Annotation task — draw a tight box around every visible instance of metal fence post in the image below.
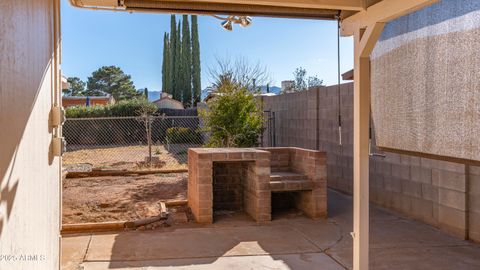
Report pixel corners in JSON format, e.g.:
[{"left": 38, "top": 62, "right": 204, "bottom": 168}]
[
  {"left": 147, "top": 114, "right": 152, "bottom": 163},
  {"left": 272, "top": 111, "right": 276, "bottom": 147}
]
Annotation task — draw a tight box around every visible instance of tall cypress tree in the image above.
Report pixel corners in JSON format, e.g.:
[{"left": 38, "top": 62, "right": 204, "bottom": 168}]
[
  {"left": 191, "top": 15, "right": 201, "bottom": 105},
  {"left": 166, "top": 34, "right": 172, "bottom": 94},
  {"left": 144, "top": 87, "right": 149, "bottom": 99},
  {"left": 169, "top": 15, "right": 177, "bottom": 98},
  {"left": 173, "top": 22, "right": 182, "bottom": 101},
  {"left": 162, "top": 33, "right": 169, "bottom": 94},
  {"left": 182, "top": 15, "right": 192, "bottom": 107},
  {"left": 162, "top": 15, "right": 200, "bottom": 105},
  {"left": 165, "top": 34, "right": 173, "bottom": 94}
]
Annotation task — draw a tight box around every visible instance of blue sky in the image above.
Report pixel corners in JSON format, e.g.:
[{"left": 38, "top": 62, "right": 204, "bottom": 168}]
[{"left": 61, "top": 0, "right": 354, "bottom": 91}]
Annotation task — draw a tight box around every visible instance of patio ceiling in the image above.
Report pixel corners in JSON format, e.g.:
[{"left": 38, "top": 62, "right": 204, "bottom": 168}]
[
  {"left": 70, "top": 0, "right": 437, "bottom": 36},
  {"left": 70, "top": 0, "right": 381, "bottom": 21}
]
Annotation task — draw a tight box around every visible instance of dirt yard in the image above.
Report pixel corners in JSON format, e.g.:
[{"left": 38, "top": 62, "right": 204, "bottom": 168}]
[
  {"left": 62, "top": 173, "right": 187, "bottom": 224},
  {"left": 63, "top": 144, "right": 200, "bottom": 172}
]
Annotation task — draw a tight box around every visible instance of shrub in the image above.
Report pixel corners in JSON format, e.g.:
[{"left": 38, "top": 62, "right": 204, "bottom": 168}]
[
  {"left": 165, "top": 127, "right": 202, "bottom": 144},
  {"left": 199, "top": 79, "right": 262, "bottom": 147},
  {"left": 65, "top": 98, "right": 157, "bottom": 118},
  {"left": 64, "top": 105, "right": 108, "bottom": 118}
]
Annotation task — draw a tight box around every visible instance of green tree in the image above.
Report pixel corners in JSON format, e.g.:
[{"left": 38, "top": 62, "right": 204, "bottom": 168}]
[
  {"left": 181, "top": 15, "right": 192, "bottom": 107},
  {"left": 65, "top": 99, "right": 157, "bottom": 118},
  {"left": 199, "top": 78, "right": 262, "bottom": 147},
  {"left": 162, "top": 15, "right": 201, "bottom": 104},
  {"left": 162, "top": 33, "right": 171, "bottom": 94},
  {"left": 293, "top": 67, "right": 307, "bottom": 91},
  {"left": 143, "top": 87, "right": 149, "bottom": 100},
  {"left": 64, "top": 77, "right": 85, "bottom": 96},
  {"left": 191, "top": 15, "right": 201, "bottom": 105},
  {"left": 173, "top": 23, "right": 182, "bottom": 101},
  {"left": 85, "top": 66, "right": 139, "bottom": 101},
  {"left": 169, "top": 15, "right": 177, "bottom": 96},
  {"left": 307, "top": 75, "right": 324, "bottom": 88},
  {"left": 291, "top": 67, "right": 324, "bottom": 91}
]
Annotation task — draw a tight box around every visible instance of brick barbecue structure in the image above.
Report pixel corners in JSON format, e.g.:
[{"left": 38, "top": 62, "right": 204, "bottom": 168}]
[{"left": 188, "top": 147, "right": 327, "bottom": 224}]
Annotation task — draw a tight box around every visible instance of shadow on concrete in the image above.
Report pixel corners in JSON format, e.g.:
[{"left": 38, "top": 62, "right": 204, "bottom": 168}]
[
  {"left": 99, "top": 191, "right": 344, "bottom": 269},
  {"left": 63, "top": 190, "right": 480, "bottom": 270},
  {"left": 103, "top": 221, "right": 339, "bottom": 270}
]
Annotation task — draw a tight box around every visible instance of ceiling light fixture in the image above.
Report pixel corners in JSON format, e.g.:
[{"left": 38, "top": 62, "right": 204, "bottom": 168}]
[
  {"left": 221, "top": 19, "right": 233, "bottom": 31},
  {"left": 239, "top": 16, "right": 252, "bottom": 27},
  {"left": 213, "top": 15, "right": 253, "bottom": 31}
]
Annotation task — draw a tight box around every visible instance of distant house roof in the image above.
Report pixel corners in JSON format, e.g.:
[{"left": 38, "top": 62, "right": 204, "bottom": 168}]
[
  {"left": 62, "top": 95, "right": 115, "bottom": 108},
  {"left": 256, "top": 92, "right": 277, "bottom": 97},
  {"left": 342, "top": 69, "right": 354, "bottom": 81},
  {"left": 152, "top": 93, "right": 184, "bottom": 109},
  {"left": 63, "top": 96, "right": 113, "bottom": 100}
]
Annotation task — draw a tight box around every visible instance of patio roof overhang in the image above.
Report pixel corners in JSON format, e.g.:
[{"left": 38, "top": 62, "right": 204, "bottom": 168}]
[
  {"left": 67, "top": 1, "right": 440, "bottom": 270},
  {"left": 69, "top": 0, "right": 439, "bottom": 36},
  {"left": 70, "top": 0, "right": 366, "bottom": 20}
]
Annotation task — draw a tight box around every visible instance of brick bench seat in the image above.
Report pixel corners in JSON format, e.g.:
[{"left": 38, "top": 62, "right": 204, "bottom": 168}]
[
  {"left": 270, "top": 171, "right": 313, "bottom": 192},
  {"left": 261, "top": 147, "right": 328, "bottom": 219},
  {"left": 270, "top": 171, "right": 308, "bottom": 181}
]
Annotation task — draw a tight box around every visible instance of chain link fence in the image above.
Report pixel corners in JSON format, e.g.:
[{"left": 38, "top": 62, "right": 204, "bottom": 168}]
[{"left": 63, "top": 116, "right": 205, "bottom": 172}]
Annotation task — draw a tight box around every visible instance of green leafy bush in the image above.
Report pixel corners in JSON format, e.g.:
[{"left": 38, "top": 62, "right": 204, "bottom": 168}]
[
  {"left": 165, "top": 127, "right": 202, "bottom": 144},
  {"left": 65, "top": 99, "right": 157, "bottom": 118},
  {"left": 199, "top": 79, "right": 262, "bottom": 147}
]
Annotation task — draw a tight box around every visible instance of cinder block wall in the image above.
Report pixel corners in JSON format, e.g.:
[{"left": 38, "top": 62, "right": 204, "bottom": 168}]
[
  {"left": 261, "top": 89, "right": 319, "bottom": 149},
  {"left": 261, "top": 85, "right": 479, "bottom": 242},
  {"left": 469, "top": 166, "right": 480, "bottom": 241}
]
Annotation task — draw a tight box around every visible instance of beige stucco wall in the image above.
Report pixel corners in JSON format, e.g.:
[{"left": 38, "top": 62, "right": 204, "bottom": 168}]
[{"left": 0, "top": 0, "right": 61, "bottom": 269}]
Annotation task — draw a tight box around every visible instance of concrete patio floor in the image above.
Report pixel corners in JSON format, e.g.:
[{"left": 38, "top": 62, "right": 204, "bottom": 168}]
[{"left": 62, "top": 189, "right": 480, "bottom": 270}]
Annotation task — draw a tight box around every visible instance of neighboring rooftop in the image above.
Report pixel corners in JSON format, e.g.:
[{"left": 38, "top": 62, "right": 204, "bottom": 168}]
[
  {"left": 152, "top": 92, "right": 184, "bottom": 109},
  {"left": 342, "top": 69, "right": 354, "bottom": 81},
  {"left": 62, "top": 95, "right": 115, "bottom": 108}
]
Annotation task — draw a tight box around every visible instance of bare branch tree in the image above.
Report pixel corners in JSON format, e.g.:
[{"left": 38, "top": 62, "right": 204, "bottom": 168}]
[{"left": 208, "top": 55, "right": 272, "bottom": 92}]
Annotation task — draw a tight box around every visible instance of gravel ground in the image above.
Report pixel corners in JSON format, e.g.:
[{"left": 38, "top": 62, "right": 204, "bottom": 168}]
[
  {"left": 62, "top": 173, "right": 187, "bottom": 224},
  {"left": 63, "top": 163, "right": 93, "bottom": 172}
]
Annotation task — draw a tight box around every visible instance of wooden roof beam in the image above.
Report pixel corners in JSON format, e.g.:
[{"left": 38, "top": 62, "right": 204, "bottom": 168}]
[{"left": 340, "top": 0, "right": 439, "bottom": 36}]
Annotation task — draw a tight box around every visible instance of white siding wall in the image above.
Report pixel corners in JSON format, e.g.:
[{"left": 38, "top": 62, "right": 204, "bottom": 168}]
[{"left": 0, "top": 0, "right": 61, "bottom": 269}]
